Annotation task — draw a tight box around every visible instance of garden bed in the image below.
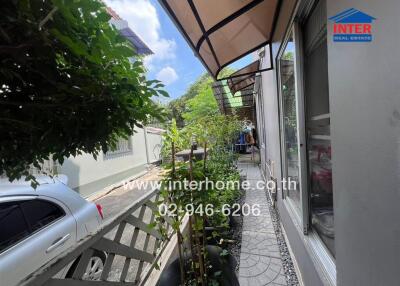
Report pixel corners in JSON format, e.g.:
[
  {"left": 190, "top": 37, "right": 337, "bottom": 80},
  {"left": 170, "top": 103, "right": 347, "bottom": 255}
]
[{"left": 226, "top": 188, "right": 245, "bottom": 274}]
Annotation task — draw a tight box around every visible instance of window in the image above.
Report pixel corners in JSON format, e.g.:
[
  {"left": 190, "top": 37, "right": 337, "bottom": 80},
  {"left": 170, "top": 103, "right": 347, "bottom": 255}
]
[
  {"left": 20, "top": 200, "right": 64, "bottom": 233},
  {"left": 279, "top": 28, "right": 300, "bottom": 207},
  {"left": 0, "top": 199, "right": 64, "bottom": 252},
  {"left": 104, "top": 137, "right": 133, "bottom": 159},
  {"left": 0, "top": 202, "right": 30, "bottom": 252},
  {"left": 259, "top": 87, "right": 267, "bottom": 150},
  {"left": 256, "top": 87, "right": 266, "bottom": 149},
  {"left": 303, "top": 0, "right": 334, "bottom": 257},
  {"left": 305, "top": 39, "right": 334, "bottom": 256}
]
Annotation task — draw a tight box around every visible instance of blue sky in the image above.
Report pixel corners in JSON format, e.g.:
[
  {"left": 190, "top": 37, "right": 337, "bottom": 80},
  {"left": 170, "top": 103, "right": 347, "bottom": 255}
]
[{"left": 105, "top": 0, "right": 251, "bottom": 101}]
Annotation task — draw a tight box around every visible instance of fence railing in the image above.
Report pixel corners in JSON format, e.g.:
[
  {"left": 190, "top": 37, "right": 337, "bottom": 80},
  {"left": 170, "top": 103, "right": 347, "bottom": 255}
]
[{"left": 21, "top": 188, "right": 173, "bottom": 286}]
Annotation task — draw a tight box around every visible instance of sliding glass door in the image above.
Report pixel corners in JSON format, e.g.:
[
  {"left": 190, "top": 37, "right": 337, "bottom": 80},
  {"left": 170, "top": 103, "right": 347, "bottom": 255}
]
[{"left": 278, "top": 24, "right": 309, "bottom": 234}]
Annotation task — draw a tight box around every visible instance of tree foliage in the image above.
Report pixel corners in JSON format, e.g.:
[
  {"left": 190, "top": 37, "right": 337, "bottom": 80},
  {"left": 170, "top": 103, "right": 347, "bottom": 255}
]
[
  {"left": 166, "top": 68, "right": 234, "bottom": 127},
  {"left": 0, "top": 0, "right": 167, "bottom": 181},
  {"left": 182, "top": 80, "right": 218, "bottom": 123},
  {"left": 166, "top": 73, "right": 212, "bottom": 127}
]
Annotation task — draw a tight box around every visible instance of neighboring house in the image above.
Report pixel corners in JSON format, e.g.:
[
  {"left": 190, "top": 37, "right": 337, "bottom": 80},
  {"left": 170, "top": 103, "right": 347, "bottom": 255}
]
[
  {"left": 162, "top": 1, "right": 400, "bottom": 286},
  {"left": 57, "top": 7, "right": 163, "bottom": 197},
  {"left": 106, "top": 7, "right": 153, "bottom": 56},
  {"left": 59, "top": 126, "right": 163, "bottom": 197}
]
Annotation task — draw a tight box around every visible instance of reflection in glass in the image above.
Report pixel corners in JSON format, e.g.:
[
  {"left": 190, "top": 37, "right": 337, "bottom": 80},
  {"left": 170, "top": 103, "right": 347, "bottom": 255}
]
[
  {"left": 280, "top": 30, "right": 300, "bottom": 206},
  {"left": 305, "top": 38, "right": 335, "bottom": 256},
  {"left": 309, "top": 138, "right": 334, "bottom": 255}
]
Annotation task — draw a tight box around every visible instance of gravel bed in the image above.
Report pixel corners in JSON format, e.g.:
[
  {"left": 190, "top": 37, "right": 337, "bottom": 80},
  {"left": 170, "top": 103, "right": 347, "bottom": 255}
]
[{"left": 265, "top": 192, "right": 300, "bottom": 286}]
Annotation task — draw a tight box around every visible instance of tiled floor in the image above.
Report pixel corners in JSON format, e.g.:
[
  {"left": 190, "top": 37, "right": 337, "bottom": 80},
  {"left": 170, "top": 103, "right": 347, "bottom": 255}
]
[{"left": 238, "top": 156, "right": 287, "bottom": 286}]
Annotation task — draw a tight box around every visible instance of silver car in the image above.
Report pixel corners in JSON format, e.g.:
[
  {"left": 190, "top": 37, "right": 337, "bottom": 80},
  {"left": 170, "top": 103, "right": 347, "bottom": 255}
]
[{"left": 0, "top": 176, "right": 105, "bottom": 286}]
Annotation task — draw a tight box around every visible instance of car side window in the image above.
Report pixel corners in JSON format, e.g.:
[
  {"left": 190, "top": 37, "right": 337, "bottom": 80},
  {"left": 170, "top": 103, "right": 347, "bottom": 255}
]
[
  {"left": 0, "top": 199, "right": 65, "bottom": 253},
  {"left": 0, "top": 202, "right": 30, "bottom": 253},
  {"left": 20, "top": 200, "right": 65, "bottom": 233}
]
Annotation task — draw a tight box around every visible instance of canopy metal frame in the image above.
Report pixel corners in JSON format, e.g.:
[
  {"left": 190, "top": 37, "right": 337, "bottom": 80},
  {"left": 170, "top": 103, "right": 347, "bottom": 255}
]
[
  {"left": 159, "top": 0, "right": 282, "bottom": 79},
  {"left": 229, "top": 74, "right": 262, "bottom": 94},
  {"left": 226, "top": 60, "right": 265, "bottom": 94},
  {"left": 212, "top": 80, "right": 260, "bottom": 116}
]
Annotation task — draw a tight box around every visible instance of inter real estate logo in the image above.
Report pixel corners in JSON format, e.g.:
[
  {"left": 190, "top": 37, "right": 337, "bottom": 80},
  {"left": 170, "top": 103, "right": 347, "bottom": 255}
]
[{"left": 329, "top": 8, "right": 376, "bottom": 42}]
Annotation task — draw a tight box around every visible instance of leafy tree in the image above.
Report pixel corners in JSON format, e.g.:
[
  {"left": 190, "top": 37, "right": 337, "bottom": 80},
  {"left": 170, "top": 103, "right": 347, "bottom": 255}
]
[
  {"left": 165, "top": 97, "right": 187, "bottom": 127},
  {"left": 166, "top": 73, "right": 212, "bottom": 127},
  {"left": 182, "top": 83, "right": 218, "bottom": 123},
  {"left": 160, "top": 119, "right": 189, "bottom": 160},
  {"left": 0, "top": 0, "right": 167, "bottom": 182},
  {"left": 167, "top": 68, "right": 234, "bottom": 127}
]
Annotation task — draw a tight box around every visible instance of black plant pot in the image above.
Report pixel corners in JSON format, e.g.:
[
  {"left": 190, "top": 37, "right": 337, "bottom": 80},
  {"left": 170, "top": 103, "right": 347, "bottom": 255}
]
[
  {"left": 157, "top": 245, "right": 240, "bottom": 286},
  {"left": 229, "top": 214, "right": 242, "bottom": 229}
]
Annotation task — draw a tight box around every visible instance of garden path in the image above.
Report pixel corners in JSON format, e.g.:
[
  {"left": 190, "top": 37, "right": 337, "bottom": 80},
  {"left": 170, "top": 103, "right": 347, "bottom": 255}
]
[{"left": 237, "top": 154, "right": 289, "bottom": 286}]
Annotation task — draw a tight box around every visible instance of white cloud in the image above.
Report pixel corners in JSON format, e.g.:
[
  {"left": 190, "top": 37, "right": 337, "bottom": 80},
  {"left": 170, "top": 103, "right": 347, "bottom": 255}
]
[
  {"left": 104, "top": 0, "right": 176, "bottom": 68},
  {"left": 156, "top": 66, "right": 178, "bottom": 85}
]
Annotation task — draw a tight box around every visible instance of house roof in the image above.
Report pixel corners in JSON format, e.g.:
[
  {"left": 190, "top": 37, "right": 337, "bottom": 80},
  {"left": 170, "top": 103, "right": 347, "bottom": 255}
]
[
  {"left": 106, "top": 6, "right": 153, "bottom": 55},
  {"left": 329, "top": 8, "right": 376, "bottom": 23},
  {"left": 119, "top": 28, "right": 153, "bottom": 55},
  {"left": 106, "top": 6, "right": 122, "bottom": 20}
]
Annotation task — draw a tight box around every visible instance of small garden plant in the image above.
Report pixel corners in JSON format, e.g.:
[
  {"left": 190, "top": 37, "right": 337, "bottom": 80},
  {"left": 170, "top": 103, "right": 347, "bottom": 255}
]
[{"left": 157, "top": 114, "right": 242, "bottom": 285}]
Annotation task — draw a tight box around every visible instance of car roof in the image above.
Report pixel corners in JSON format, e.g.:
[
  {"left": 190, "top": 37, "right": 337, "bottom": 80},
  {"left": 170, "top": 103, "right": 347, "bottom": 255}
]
[
  {"left": 0, "top": 175, "right": 88, "bottom": 213},
  {"left": 0, "top": 174, "right": 69, "bottom": 191}
]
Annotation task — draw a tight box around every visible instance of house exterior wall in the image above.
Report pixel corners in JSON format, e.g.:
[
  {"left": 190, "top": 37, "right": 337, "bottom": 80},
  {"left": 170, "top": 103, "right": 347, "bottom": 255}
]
[
  {"left": 256, "top": 0, "right": 400, "bottom": 285},
  {"left": 258, "top": 1, "right": 327, "bottom": 285},
  {"left": 59, "top": 127, "right": 163, "bottom": 197},
  {"left": 327, "top": 0, "right": 400, "bottom": 285}
]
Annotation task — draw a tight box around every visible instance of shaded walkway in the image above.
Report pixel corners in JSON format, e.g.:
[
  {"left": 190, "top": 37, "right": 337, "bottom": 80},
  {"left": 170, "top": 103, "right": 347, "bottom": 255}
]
[{"left": 237, "top": 154, "right": 287, "bottom": 286}]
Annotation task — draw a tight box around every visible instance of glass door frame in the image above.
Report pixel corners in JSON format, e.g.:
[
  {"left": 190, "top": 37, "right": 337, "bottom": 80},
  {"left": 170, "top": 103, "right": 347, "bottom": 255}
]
[{"left": 277, "top": 21, "right": 310, "bottom": 234}]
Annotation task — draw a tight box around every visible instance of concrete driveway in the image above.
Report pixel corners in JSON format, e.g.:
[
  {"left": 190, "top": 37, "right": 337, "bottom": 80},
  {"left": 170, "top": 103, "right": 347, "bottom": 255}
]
[{"left": 93, "top": 166, "right": 162, "bottom": 219}]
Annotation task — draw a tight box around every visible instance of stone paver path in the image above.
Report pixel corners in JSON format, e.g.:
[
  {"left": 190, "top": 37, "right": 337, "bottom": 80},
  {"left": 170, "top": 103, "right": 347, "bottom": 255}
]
[{"left": 238, "top": 159, "right": 287, "bottom": 286}]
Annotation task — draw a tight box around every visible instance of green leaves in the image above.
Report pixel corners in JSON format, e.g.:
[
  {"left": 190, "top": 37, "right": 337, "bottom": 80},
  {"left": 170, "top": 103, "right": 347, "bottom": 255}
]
[
  {"left": 165, "top": 68, "right": 235, "bottom": 127},
  {"left": 157, "top": 89, "right": 169, "bottom": 98},
  {"left": 220, "top": 249, "right": 229, "bottom": 257},
  {"left": 0, "top": 0, "right": 168, "bottom": 181},
  {"left": 182, "top": 84, "right": 219, "bottom": 124}
]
